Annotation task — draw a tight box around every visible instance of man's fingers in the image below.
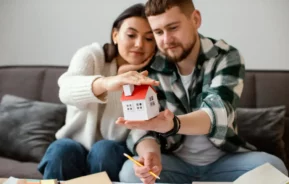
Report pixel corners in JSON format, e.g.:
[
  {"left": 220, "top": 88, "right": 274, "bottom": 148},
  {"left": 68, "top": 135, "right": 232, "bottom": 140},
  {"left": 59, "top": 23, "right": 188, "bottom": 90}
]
[
  {"left": 147, "top": 176, "right": 156, "bottom": 184},
  {"left": 134, "top": 166, "right": 151, "bottom": 179},
  {"left": 125, "top": 119, "right": 155, "bottom": 128},
  {"left": 125, "top": 120, "right": 145, "bottom": 125},
  {"left": 144, "top": 155, "right": 153, "bottom": 169},
  {"left": 137, "top": 170, "right": 152, "bottom": 178},
  {"left": 134, "top": 156, "right": 153, "bottom": 177},
  {"left": 141, "top": 176, "right": 155, "bottom": 184},
  {"left": 164, "top": 109, "right": 174, "bottom": 120},
  {"left": 138, "top": 156, "right": 145, "bottom": 164},
  {"left": 135, "top": 165, "right": 150, "bottom": 175},
  {"left": 124, "top": 121, "right": 151, "bottom": 131},
  {"left": 152, "top": 166, "right": 159, "bottom": 173}
]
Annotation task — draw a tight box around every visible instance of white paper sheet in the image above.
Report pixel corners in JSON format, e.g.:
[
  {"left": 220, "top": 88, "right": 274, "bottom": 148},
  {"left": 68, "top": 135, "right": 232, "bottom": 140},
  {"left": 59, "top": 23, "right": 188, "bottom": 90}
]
[{"left": 234, "top": 163, "right": 289, "bottom": 184}]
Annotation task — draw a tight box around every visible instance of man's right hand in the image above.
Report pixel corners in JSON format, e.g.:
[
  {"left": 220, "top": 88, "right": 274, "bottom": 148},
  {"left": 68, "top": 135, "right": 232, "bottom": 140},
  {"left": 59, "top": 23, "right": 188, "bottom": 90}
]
[{"left": 134, "top": 152, "right": 162, "bottom": 184}]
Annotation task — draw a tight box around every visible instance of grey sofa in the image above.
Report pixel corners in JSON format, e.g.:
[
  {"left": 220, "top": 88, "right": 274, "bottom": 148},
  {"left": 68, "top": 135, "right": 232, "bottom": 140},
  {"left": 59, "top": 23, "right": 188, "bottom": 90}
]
[{"left": 0, "top": 66, "right": 288, "bottom": 179}]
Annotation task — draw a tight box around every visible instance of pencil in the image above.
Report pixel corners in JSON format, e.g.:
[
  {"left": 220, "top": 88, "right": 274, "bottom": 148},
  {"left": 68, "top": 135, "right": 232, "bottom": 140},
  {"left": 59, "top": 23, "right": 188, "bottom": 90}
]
[{"left": 123, "top": 153, "right": 161, "bottom": 180}]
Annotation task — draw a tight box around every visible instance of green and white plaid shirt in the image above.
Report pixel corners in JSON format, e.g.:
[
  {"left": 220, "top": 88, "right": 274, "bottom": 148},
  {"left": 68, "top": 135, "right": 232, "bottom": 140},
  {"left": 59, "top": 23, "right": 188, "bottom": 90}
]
[{"left": 127, "top": 34, "right": 256, "bottom": 155}]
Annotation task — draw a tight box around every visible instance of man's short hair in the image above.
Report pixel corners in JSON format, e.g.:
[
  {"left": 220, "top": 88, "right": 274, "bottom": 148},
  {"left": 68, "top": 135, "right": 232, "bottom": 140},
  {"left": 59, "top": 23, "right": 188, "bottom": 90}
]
[{"left": 145, "top": 0, "right": 195, "bottom": 17}]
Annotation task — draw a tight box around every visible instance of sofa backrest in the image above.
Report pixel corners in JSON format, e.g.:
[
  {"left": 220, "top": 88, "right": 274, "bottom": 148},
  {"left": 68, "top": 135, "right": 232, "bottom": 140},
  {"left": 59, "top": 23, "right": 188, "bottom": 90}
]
[
  {"left": 1, "top": 66, "right": 288, "bottom": 113},
  {"left": 0, "top": 66, "right": 289, "bottom": 165},
  {"left": 239, "top": 70, "right": 289, "bottom": 167},
  {"left": 0, "top": 66, "right": 66, "bottom": 104}
]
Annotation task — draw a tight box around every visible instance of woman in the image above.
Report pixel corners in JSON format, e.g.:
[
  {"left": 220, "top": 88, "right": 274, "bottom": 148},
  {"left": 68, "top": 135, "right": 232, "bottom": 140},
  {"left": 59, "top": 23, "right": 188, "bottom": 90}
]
[{"left": 38, "top": 3, "right": 158, "bottom": 181}]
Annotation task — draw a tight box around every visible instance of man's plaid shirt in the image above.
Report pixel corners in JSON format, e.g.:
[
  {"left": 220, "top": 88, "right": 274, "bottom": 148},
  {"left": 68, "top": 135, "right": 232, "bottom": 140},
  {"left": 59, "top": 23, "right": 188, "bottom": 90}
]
[{"left": 127, "top": 34, "right": 256, "bottom": 155}]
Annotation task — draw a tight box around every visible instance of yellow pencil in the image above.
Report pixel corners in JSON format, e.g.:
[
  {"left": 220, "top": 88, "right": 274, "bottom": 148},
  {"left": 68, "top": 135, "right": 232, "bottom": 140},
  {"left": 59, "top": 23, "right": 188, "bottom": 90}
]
[{"left": 123, "top": 153, "right": 160, "bottom": 180}]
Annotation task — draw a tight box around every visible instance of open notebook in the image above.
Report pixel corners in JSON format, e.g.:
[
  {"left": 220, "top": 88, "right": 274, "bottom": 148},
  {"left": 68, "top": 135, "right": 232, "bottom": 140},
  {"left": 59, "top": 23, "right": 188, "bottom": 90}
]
[{"left": 193, "top": 163, "right": 289, "bottom": 184}]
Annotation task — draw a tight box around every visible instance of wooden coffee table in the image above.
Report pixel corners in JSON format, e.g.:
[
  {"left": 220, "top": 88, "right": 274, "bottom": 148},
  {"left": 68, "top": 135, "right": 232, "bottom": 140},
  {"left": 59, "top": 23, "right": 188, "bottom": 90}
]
[{"left": 0, "top": 178, "right": 6, "bottom": 184}]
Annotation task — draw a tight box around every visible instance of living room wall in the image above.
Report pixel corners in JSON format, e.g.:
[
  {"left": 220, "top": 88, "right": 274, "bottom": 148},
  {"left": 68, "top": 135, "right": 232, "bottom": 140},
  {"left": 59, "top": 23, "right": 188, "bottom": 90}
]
[{"left": 0, "top": 0, "right": 288, "bottom": 70}]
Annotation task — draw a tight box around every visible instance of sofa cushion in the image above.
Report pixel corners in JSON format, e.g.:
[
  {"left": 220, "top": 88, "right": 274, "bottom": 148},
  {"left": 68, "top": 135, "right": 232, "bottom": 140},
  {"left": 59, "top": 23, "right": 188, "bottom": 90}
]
[
  {"left": 236, "top": 106, "right": 286, "bottom": 163},
  {"left": 0, "top": 94, "right": 66, "bottom": 162}
]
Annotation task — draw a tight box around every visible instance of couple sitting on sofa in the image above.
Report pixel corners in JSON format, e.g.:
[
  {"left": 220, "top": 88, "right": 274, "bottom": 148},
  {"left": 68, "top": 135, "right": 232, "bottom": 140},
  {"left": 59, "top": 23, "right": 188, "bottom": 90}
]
[{"left": 37, "top": 0, "right": 288, "bottom": 183}]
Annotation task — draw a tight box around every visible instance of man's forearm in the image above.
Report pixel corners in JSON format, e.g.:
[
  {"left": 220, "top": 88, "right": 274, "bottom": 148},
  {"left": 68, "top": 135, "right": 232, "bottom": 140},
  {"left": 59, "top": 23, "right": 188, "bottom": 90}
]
[
  {"left": 177, "top": 109, "right": 211, "bottom": 135},
  {"left": 136, "top": 138, "right": 161, "bottom": 157}
]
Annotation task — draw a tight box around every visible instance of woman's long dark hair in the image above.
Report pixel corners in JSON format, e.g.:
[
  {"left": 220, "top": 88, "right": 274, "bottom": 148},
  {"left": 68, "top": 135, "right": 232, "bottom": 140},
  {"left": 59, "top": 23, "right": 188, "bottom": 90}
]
[{"left": 103, "top": 3, "right": 147, "bottom": 62}]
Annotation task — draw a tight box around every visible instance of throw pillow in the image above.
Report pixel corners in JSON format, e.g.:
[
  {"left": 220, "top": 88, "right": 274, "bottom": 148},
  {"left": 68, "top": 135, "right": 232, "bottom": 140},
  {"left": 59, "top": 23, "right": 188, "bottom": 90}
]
[
  {"left": 0, "top": 94, "right": 66, "bottom": 162},
  {"left": 236, "top": 106, "right": 286, "bottom": 163}
]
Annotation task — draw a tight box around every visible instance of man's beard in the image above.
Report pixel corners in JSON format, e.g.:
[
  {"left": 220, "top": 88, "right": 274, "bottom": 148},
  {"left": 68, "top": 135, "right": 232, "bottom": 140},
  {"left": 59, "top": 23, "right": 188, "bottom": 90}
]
[{"left": 163, "top": 40, "right": 196, "bottom": 63}]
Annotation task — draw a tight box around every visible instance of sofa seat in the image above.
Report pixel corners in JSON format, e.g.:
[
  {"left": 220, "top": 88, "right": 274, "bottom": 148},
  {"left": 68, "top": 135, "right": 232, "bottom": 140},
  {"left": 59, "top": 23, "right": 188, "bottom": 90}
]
[{"left": 0, "top": 156, "right": 42, "bottom": 179}]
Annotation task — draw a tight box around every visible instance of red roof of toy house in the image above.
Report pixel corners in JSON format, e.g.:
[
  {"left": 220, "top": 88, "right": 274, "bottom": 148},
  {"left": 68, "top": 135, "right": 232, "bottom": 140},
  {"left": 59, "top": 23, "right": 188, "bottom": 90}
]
[{"left": 120, "top": 85, "right": 156, "bottom": 101}]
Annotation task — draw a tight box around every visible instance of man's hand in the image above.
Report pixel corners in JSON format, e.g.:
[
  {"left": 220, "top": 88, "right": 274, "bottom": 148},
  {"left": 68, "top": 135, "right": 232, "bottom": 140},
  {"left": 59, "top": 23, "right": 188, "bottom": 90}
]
[
  {"left": 117, "top": 108, "right": 212, "bottom": 135},
  {"left": 116, "top": 109, "right": 174, "bottom": 133},
  {"left": 134, "top": 152, "right": 162, "bottom": 184}
]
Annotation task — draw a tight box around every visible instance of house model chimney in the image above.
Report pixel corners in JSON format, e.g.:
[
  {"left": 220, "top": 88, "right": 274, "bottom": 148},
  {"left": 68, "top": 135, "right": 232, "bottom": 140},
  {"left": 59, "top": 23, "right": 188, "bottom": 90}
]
[{"left": 123, "top": 84, "right": 134, "bottom": 96}]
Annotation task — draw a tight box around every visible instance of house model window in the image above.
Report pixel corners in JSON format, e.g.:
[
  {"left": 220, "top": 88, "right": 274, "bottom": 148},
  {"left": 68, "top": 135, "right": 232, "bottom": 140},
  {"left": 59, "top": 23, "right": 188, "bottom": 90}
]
[
  {"left": 136, "top": 103, "right": 143, "bottom": 110},
  {"left": 126, "top": 104, "right": 133, "bottom": 111},
  {"left": 149, "top": 96, "right": 155, "bottom": 106}
]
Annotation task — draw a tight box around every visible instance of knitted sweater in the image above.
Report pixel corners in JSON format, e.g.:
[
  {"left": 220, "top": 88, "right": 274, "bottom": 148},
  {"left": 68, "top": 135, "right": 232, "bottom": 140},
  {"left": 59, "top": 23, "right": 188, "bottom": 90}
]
[{"left": 55, "top": 42, "right": 129, "bottom": 150}]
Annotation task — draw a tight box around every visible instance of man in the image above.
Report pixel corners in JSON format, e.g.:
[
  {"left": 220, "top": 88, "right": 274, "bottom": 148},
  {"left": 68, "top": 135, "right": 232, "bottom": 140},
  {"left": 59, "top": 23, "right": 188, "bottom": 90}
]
[{"left": 117, "top": 0, "right": 288, "bottom": 183}]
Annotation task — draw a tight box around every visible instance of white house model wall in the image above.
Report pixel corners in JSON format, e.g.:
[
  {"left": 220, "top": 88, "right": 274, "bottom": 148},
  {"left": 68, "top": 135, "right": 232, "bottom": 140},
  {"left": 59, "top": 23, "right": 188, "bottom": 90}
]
[
  {"left": 144, "top": 87, "right": 159, "bottom": 120},
  {"left": 121, "top": 85, "right": 160, "bottom": 121}
]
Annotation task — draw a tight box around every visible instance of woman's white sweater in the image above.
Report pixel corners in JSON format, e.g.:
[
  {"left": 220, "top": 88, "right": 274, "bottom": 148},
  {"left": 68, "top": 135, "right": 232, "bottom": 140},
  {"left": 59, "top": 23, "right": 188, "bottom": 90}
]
[{"left": 56, "top": 42, "right": 129, "bottom": 150}]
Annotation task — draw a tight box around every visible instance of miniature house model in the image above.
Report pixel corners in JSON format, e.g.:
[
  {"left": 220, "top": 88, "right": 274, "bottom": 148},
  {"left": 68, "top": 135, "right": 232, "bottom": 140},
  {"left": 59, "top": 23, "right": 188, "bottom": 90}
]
[{"left": 120, "top": 84, "right": 159, "bottom": 121}]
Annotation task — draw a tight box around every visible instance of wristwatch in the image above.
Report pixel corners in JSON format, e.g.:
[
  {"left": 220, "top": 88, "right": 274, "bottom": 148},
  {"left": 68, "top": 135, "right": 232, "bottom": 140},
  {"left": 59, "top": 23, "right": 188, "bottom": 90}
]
[{"left": 160, "top": 115, "right": 181, "bottom": 137}]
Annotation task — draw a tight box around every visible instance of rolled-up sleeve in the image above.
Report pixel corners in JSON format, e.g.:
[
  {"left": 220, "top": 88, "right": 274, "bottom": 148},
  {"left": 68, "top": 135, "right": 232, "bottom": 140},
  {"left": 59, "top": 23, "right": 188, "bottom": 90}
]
[
  {"left": 126, "top": 129, "right": 160, "bottom": 155},
  {"left": 200, "top": 49, "right": 245, "bottom": 147}
]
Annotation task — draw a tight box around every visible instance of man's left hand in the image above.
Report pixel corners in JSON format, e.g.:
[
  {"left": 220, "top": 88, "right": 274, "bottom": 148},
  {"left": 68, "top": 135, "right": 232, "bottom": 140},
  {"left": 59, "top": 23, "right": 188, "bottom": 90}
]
[
  {"left": 116, "top": 109, "right": 174, "bottom": 133},
  {"left": 134, "top": 152, "right": 162, "bottom": 184}
]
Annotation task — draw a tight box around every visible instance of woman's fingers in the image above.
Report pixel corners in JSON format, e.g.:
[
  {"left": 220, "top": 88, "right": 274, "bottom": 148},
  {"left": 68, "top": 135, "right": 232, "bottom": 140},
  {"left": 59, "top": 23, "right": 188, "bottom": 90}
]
[
  {"left": 121, "top": 75, "right": 158, "bottom": 86},
  {"left": 140, "top": 70, "right": 148, "bottom": 76},
  {"left": 119, "top": 70, "right": 159, "bottom": 87},
  {"left": 133, "top": 74, "right": 159, "bottom": 86}
]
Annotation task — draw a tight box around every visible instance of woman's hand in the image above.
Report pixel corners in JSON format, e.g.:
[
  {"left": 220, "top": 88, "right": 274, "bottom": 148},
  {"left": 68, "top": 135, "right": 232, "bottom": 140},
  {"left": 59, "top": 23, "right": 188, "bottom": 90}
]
[
  {"left": 97, "top": 70, "right": 159, "bottom": 92},
  {"left": 118, "top": 54, "right": 154, "bottom": 74}
]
